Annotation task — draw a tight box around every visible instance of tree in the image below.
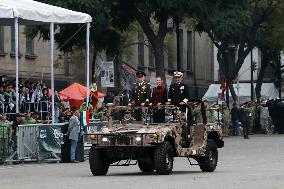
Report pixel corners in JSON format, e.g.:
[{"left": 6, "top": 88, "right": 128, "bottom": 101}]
[
  {"left": 255, "top": 3, "right": 284, "bottom": 100},
  {"left": 107, "top": 0, "right": 188, "bottom": 82},
  {"left": 190, "top": 0, "right": 284, "bottom": 102}
]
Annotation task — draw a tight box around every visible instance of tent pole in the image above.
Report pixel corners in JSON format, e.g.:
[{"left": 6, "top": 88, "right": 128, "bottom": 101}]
[
  {"left": 50, "top": 22, "right": 55, "bottom": 123},
  {"left": 86, "top": 23, "right": 90, "bottom": 107},
  {"left": 15, "top": 17, "right": 19, "bottom": 113}
]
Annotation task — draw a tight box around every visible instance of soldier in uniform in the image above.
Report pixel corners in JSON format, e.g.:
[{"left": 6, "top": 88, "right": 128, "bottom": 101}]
[
  {"left": 130, "top": 71, "right": 151, "bottom": 121},
  {"left": 240, "top": 103, "right": 250, "bottom": 139},
  {"left": 168, "top": 71, "right": 190, "bottom": 147},
  {"left": 168, "top": 71, "right": 189, "bottom": 112}
]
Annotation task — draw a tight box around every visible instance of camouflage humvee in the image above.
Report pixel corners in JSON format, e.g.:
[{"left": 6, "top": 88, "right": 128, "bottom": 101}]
[{"left": 87, "top": 100, "right": 224, "bottom": 175}]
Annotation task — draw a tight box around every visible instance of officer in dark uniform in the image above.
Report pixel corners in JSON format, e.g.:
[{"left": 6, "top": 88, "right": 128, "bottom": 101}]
[
  {"left": 168, "top": 71, "right": 190, "bottom": 147},
  {"left": 130, "top": 71, "right": 151, "bottom": 121},
  {"left": 168, "top": 71, "right": 189, "bottom": 112}
]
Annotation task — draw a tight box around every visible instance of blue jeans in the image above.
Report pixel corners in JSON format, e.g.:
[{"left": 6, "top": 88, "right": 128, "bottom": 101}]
[
  {"left": 232, "top": 120, "right": 240, "bottom": 136},
  {"left": 70, "top": 140, "right": 78, "bottom": 161}
]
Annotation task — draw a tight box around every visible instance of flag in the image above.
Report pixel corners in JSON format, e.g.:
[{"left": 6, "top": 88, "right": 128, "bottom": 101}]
[{"left": 80, "top": 111, "right": 90, "bottom": 127}]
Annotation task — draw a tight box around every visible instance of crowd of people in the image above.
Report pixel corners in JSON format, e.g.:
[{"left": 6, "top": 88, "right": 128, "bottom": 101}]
[{"left": 0, "top": 76, "right": 75, "bottom": 123}]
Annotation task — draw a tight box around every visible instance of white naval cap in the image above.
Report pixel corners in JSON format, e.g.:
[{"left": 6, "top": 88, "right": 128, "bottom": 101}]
[{"left": 174, "top": 71, "right": 183, "bottom": 77}]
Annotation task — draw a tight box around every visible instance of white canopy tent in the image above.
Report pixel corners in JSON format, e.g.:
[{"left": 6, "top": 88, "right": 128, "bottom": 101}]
[
  {"left": 0, "top": 0, "right": 92, "bottom": 123},
  {"left": 202, "top": 83, "right": 279, "bottom": 103}
]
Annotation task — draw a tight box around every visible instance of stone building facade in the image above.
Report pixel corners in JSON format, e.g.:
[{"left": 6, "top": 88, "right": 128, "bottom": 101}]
[{"left": 0, "top": 26, "right": 86, "bottom": 89}]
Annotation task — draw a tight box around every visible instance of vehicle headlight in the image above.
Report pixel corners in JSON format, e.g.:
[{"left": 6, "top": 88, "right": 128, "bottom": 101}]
[
  {"left": 153, "top": 133, "right": 158, "bottom": 139},
  {"left": 102, "top": 137, "right": 109, "bottom": 142},
  {"left": 135, "top": 136, "right": 142, "bottom": 142},
  {"left": 89, "top": 135, "right": 96, "bottom": 140}
]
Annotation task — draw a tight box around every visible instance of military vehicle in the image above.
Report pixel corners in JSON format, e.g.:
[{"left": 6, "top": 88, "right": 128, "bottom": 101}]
[{"left": 87, "top": 101, "right": 224, "bottom": 175}]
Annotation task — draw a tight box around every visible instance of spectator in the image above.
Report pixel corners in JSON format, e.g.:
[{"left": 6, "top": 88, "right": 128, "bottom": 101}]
[
  {"left": 24, "top": 87, "right": 32, "bottom": 112},
  {"left": 0, "top": 114, "right": 10, "bottom": 126},
  {"left": 121, "top": 90, "right": 130, "bottom": 106},
  {"left": 40, "top": 88, "right": 49, "bottom": 120},
  {"left": 0, "top": 85, "right": 4, "bottom": 113},
  {"left": 62, "top": 98, "right": 70, "bottom": 110},
  {"left": 21, "top": 111, "right": 37, "bottom": 124},
  {"left": 103, "top": 91, "right": 114, "bottom": 104},
  {"left": 58, "top": 113, "right": 66, "bottom": 123},
  {"left": 32, "top": 112, "right": 41, "bottom": 123},
  {"left": 231, "top": 102, "right": 240, "bottom": 136},
  {"left": 11, "top": 113, "right": 22, "bottom": 159},
  {"left": 68, "top": 109, "right": 80, "bottom": 163}
]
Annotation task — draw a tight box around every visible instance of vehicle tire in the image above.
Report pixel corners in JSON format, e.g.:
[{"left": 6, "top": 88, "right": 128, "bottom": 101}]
[
  {"left": 154, "top": 141, "right": 174, "bottom": 175},
  {"left": 138, "top": 159, "right": 154, "bottom": 173},
  {"left": 89, "top": 145, "right": 109, "bottom": 176},
  {"left": 198, "top": 139, "right": 218, "bottom": 172}
]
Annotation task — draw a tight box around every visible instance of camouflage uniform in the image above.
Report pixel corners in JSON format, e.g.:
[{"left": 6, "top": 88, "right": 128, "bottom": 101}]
[
  {"left": 131, "top": 81, "right": 151, "bottom": 121},
  {"left": 0, "top": 120, "right": 11, "bottom": 163},
  {"left": 240, "top": 107, "right": 249, "bottom": 139},
  {"left": 260, "top": 106, "right": 269, "bottom": 133},
  {"left": 131, "top": 81, "right": 151, "bottom": 106},
  {"left": 222, "top": 107, "right": 231, "bottom": 136}
]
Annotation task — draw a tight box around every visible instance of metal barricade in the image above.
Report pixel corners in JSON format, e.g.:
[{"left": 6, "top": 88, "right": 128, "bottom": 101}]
[
  {"left": 15, "top": 123, "right": 65, "bottom": 162},
  {"left": 0, "top": 125, "right": 11, "bottom": 165},
  {"left": 17, "top": 124, "right": 39, "bottom": 161}
]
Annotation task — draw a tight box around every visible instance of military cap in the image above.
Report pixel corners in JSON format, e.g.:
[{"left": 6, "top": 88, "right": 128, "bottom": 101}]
[
  {"left": 174, "top": 71, "right": 183, "bottom": 77},
  {"left": 136, "top": 71, "right": 146, "bottom": 77}
]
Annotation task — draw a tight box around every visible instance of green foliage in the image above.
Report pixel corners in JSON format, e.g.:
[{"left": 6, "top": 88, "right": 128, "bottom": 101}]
[
  {"left": 29, "top": 0, "right": 123, "bottom": 56},
  {"left": 164, "top": 33, "right": 176, "bottom": 64},
  {"left": 192, "top": 0, "right": 251, "bottom": 45}
]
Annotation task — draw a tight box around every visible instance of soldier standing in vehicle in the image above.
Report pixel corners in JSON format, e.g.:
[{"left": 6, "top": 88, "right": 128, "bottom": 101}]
[
  {"left": 168, "top": 71, "right": 191, "bottom": 147},
  {"left": 130, "top": 71, "right": 151, "bottom": 121},
  {"left": 168, "top": 71, "right": 189, "bottom": 112}
]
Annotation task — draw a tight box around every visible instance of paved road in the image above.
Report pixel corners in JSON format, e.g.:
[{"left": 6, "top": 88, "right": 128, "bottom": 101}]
[{"left": 1, "top": 135, "right": 284, "bottom": 189}]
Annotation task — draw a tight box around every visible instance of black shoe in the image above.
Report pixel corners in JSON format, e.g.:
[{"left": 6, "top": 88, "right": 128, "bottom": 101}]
[{"left": 71, "top": 160, "right": 80, "bottom": 163}]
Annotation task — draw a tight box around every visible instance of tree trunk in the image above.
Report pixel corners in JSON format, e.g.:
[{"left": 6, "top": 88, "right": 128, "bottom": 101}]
[
  {"left": 153, "top": 41, "right": 166, "bottom": 86},
  {"left": 113, "top": 55, "right": 122, "bottom": 93},
  {"left": 255, "top": 52, "right": 268, "bottom": 102}
]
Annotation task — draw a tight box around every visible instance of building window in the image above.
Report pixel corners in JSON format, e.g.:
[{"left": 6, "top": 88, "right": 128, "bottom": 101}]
[
  {"left": 26, "top": 34, "right": 34, "bottom": 55},
  {"left": 11, "top": 26, "right": 15, "bottom": 53},
  {"left": 187, "top": 31, "right": 192, "bottom": 70},
  {"left": 0, "top": 27, "right": 4, "bottom": 53},
  {"left": 149, "top": 46, "right": 155, "bottom": 68},
  {"left": 138, "top": 33, "right": 144, "bottom": 67}
]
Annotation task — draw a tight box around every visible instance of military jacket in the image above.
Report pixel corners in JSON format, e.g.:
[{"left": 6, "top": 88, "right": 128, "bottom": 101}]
[
  {"left": 131, "top": 81, "right": 151, "bottom": 106},
  {"left": 168, "top": 82, "right": 189, "bottom": 105}
]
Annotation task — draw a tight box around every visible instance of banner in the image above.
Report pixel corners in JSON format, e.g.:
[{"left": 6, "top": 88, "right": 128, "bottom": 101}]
[
  {"left": 120, "top": 62, "right": 137, "bottom": 92},
  {"left": 101, "top": 61, "right": 114, "bottom": 87},
  {"left": 38, "top": 124, "right": 63, "bottom": 160}
]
